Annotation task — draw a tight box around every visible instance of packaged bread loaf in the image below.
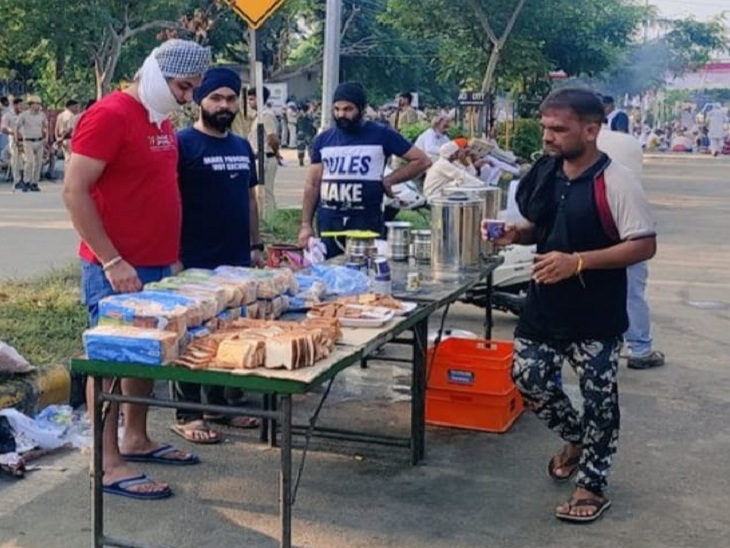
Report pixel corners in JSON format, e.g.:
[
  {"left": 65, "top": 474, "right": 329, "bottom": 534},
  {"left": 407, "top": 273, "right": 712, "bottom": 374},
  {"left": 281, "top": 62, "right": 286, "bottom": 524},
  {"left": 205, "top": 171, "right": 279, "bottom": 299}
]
[
  {"left": 136, "top": 291, "right": 204, "bottom": 328},
  {"left": 83, "top": 325, "right": 179, "bottom": 365},
  {"left": 207, "top": 275, "right": 256, "bottom": 305},
  {"left": 144, "top": 284, "right": 220, "bottom": 320},
  {"left": 147, "top": 278, "right": 232, "bottom": 311},
  {"left": 97, "top": 293, "right": 190, "bottom": 337}
]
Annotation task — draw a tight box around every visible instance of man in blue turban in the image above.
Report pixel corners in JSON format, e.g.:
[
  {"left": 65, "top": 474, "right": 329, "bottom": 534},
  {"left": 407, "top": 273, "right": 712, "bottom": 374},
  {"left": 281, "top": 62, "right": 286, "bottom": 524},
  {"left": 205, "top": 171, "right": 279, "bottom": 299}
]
[{"left": 170, "top": 67, "right": 263, "bottom": 441}]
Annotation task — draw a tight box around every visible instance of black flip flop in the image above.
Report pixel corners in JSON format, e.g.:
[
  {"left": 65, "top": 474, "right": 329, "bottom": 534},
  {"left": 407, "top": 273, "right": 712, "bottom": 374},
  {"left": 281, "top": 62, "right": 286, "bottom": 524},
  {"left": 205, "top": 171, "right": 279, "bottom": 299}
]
[
  {"left": 547, "top": 451, "right": 580, "bottom": 483},
  {"left": 556, "top": 498, "right": 612, "bottom": 523}
]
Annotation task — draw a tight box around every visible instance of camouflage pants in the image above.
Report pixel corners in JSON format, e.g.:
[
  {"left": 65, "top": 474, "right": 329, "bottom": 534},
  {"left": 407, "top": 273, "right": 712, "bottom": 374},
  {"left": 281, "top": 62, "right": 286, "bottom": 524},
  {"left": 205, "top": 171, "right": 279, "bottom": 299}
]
[{"left": 512, "top": 337, "right": 621, "bottom": 495}]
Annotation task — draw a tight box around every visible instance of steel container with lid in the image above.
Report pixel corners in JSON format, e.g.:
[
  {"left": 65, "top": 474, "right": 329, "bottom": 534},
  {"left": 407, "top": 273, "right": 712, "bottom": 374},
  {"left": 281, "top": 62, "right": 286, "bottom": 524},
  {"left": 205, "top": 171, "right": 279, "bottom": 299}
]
[
  {"left": 443, "top": 184, "right": 502, "bottom": 256},
  {"left": 430, "top": 193, "right": 483, "bottom": 279},
  {"left": 411, "top": 229, "right": 432, "bottom": 264},
  {"left": 385, "top": 221, "right": 412, "bottom": 261}
]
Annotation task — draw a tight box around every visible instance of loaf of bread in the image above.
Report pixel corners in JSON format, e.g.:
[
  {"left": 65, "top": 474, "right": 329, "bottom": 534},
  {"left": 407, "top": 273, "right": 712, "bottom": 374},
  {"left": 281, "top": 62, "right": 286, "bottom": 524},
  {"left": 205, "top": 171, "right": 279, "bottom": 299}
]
[
  {"left": 97, "top": 293, "right": 190, "bottom": 336},
  {"left": 140, "top": 291, "right": 204, "bottom": 328},
  {"left": 83, "top": 325, "right": 179, "bottom": 365},
  {"left": 215, "top": 338, "right": 265, "bottom": 369},
  {"left": 264, "top": 331, "right": 315, "bottom": 370},
  {"left": 256, "top": 296, "right": 289, "bottom": 320}
]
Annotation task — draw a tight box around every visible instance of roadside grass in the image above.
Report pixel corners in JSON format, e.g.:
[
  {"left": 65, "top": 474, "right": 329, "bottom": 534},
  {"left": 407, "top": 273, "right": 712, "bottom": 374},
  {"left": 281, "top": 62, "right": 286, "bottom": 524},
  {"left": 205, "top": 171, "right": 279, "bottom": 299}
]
[
  {"left": 0, "top": 264, "right": 86, "bottom": 368},
  {"left": 0, "top": 208, "right": 424, "bottom": 368}
]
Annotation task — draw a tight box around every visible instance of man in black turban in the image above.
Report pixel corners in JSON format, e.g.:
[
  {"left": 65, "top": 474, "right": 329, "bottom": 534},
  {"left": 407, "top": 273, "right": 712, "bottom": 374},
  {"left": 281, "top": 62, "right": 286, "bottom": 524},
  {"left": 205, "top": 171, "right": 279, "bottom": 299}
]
[{"left": 297, "top": 82, "right": 432, "bottom": 258}]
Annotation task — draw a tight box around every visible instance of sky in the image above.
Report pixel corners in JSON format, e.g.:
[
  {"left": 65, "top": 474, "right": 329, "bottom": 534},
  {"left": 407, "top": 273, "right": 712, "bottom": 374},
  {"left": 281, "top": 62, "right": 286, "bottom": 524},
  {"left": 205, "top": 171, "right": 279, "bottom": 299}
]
[{"left": 651, "top": 0, "right": 728, "bottom": 21}]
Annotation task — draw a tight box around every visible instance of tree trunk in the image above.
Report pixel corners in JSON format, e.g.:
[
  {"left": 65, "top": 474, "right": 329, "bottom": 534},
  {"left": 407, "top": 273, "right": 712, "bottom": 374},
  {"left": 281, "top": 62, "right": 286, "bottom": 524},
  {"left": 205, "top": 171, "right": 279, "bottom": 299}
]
[
  {"left": 480, "top": 46, "right": 501, "bottom": 95},
  {"left": 94, "top": 58, "right": 104, "bottom": 100},
  {"left": 101, "top": 38, "right": 123, "bottom": 97}
]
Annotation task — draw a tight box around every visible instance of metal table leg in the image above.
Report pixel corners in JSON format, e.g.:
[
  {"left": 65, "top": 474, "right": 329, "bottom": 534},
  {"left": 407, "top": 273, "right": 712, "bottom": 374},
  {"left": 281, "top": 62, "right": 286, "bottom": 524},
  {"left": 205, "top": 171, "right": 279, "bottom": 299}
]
[
  {"left": 485, "top": 272, "right": 494, "bottom": 340},
  {"left": 411, "top": 318, "right": 427, "bottom": 465},
  {"left": 280, "top": 395, "right": 293, "bottom": 548},
  {"left": 260, "top": 394, "right": 270, "bottom": 443},
  {"left": 92, "top": 376, "right": 104, "bottom": 548},
  {"left": 269, "top": 394, "right": 278, "bottom": 448}
]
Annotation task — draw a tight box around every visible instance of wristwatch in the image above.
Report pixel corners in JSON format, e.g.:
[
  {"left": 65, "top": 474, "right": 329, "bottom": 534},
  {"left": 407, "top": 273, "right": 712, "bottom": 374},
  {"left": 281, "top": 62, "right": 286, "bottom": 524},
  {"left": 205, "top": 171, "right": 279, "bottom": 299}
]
[{"left": 251, "top": 243, "right": 265, "bottom": 252}]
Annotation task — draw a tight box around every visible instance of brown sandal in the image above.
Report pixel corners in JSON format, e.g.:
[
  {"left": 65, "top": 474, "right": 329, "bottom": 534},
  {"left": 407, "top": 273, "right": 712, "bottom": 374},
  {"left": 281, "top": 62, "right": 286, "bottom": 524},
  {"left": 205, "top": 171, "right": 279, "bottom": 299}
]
[
  {"left": 547, "top": 446, "right": 580, "bottom": 482},
  {"left": 555, "top": 497, "right": 612, "bottom": 523}
]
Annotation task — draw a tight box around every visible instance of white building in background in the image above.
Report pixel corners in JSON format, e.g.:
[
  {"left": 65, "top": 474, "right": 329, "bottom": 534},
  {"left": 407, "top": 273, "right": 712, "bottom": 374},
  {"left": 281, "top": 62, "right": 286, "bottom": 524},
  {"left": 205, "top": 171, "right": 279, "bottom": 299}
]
[{"left": 666, "top": 61, "right": 730, "bottom": 90}]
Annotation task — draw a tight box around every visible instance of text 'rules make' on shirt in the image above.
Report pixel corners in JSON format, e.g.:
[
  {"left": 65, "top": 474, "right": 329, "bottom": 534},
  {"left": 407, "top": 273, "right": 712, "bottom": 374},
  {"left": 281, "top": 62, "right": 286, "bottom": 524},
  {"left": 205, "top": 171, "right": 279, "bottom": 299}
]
[{"left": 311, "top": 121, "right": 412, "bottom": 212}]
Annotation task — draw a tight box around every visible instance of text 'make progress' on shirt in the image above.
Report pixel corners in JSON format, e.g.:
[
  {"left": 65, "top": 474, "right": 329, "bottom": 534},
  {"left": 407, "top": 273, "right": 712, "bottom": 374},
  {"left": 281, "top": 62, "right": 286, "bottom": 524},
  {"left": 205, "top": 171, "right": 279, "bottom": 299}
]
[{"left": 177, "top": 127, "right": 258, "bottom": 269}]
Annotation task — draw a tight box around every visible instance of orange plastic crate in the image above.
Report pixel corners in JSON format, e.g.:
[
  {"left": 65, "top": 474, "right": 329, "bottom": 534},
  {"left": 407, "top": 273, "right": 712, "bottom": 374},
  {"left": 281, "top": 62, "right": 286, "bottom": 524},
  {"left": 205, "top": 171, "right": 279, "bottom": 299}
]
[
  {"left": 426, "top": 387, "right": 524, "bottom": 433},
  {"left": 427, "top": 338, "right": 515, "bottom": 394}
]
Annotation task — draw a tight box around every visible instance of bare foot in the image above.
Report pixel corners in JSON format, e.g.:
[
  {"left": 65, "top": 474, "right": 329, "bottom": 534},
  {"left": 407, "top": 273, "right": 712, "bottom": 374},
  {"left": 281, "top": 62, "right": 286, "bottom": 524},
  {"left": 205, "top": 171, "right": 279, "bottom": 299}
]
[{"left": 171, "top": 420, "right": 220, "bottom": 444}]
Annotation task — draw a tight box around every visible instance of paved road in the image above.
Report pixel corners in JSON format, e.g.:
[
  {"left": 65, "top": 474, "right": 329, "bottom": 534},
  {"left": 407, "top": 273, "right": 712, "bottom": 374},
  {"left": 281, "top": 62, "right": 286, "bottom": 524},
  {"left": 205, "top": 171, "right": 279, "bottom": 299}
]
[
  {"left": 1, "top": 154, "right": 729, "bottom": 548},
  {"left": 0, "top": 149, "right": 310, "bottom": 280}
]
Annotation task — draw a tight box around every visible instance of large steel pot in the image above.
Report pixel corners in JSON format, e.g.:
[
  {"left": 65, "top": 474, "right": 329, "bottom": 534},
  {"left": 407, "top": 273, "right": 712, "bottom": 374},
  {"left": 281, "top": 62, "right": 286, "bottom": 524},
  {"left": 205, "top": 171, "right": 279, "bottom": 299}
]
[
  {"left": 443, "top": 184, "right": 502, "bottom": 256},
  {"left": 430, "top": 193, "right": 483, "bottom": 279}
]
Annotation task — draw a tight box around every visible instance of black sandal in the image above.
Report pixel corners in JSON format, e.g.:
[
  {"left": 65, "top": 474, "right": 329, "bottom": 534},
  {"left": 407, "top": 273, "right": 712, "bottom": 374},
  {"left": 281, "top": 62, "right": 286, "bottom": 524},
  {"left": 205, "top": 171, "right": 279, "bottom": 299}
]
[
  {"left": 555, "top": 497, "right": 612, "bottom": 523},
  {"left": 547, "top": 447, "right": 580, "bottom": 482}
]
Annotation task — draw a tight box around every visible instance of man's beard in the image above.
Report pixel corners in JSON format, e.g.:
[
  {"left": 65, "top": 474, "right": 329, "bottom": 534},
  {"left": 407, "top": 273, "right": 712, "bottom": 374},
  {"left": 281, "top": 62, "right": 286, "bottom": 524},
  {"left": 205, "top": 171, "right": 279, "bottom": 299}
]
[
  {"left": 334, "top": 114, "right": 363, "bottom": 133},
  {"left": 202, "top": 108, "right": 235, "bottom": 132},
  {"left": 544, "top": 144, "right": 584, "bottom": 161}
]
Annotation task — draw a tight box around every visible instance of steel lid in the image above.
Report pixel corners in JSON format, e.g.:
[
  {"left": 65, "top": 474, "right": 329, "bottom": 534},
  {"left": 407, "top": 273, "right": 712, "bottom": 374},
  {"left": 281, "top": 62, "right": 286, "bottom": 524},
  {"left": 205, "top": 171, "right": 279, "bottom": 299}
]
[{"left": 430, "top": 192, "right": 482, "bottom": 206}]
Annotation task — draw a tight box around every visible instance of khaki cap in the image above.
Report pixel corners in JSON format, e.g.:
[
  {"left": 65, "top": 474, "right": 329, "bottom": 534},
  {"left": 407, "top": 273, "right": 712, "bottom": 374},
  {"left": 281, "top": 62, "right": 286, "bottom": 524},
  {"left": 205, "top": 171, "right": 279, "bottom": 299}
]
[{"left": 27, "top": 95, "right": 42, "bottom": 104}]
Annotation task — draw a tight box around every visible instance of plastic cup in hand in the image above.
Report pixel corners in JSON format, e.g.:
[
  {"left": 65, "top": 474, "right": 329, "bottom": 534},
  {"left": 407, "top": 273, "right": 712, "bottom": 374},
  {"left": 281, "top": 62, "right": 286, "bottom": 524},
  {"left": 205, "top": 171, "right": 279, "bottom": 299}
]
[{"left": 484, "top": 219, "right": 506, "bottom": 241}]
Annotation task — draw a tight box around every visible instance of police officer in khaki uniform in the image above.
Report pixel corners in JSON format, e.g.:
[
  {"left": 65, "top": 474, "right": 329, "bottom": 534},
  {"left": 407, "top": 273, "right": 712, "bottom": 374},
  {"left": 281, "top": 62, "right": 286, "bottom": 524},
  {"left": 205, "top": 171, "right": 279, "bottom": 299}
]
[
  {"left": 246, "top": 86, "right": 280, "bottom": 222},
  {"left": 1, "top": 98, "right": 26, "bottom": 191},
  {"left": 16, "top": 95, "right": 48, "bottom": 191},
  {"left": 55, "top": 99, "right": 81, "bottom": 164},
  {"left": 389, "top": 92, "right": 419, "bottom": 132}
]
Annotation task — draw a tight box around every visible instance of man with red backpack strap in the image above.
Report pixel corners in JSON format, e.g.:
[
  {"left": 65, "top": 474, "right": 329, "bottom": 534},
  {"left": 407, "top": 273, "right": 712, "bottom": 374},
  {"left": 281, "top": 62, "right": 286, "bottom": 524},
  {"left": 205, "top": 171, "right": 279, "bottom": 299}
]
[{"left": 484, "top": 88, "right": 656, "bottom": 523}]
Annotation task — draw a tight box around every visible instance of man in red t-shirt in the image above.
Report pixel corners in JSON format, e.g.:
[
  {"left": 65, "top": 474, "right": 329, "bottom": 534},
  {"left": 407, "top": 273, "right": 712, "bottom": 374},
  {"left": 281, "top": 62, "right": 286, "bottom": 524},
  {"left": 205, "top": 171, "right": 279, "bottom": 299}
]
[{"left": 64, "top": 39, "right": 211, "bottom": 500}]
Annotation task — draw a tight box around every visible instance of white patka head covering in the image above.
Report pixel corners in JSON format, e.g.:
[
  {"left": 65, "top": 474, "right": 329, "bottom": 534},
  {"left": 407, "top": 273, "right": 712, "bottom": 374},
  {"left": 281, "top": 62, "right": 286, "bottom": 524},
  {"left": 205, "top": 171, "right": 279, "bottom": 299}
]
[
  {"left": 137, "top": 39, "right": 211, "bottom": 128},
  {"left": 154, "top": 39, "right": 212, "bottom": 79}
]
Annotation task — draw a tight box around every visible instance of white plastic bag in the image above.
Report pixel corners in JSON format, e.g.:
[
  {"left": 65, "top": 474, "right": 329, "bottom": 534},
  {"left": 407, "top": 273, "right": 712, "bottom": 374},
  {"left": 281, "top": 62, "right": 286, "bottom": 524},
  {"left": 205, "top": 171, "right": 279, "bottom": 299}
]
[
  {"left": 303, "top": 237, "right": 326, "bottom": 266},
  {"left": 0, "top": 408, "right": 68, "bottom": 450},
  {"left": 0, "top": 342, "right": 35, "bottom": 374}
]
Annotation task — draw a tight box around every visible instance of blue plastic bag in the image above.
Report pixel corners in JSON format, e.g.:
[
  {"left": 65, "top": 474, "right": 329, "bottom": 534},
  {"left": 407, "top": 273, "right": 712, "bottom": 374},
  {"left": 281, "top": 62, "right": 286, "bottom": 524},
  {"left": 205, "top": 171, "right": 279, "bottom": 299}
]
[{"left": 310, "top": 264, "right": 370, "bottom": 296}]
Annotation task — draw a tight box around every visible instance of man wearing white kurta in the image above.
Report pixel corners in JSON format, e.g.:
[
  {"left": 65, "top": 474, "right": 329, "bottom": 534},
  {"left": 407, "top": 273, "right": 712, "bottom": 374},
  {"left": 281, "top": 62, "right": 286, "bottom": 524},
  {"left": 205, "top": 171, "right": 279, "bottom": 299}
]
[
  {"left": 423, "top": 142, "right": 485, "bottom": 200},
  {"left": 414, "top": 115, "right": 451, "bottom": 162},
  {"left": 707, "top": 104, "right": 726, "bottom": 157}
]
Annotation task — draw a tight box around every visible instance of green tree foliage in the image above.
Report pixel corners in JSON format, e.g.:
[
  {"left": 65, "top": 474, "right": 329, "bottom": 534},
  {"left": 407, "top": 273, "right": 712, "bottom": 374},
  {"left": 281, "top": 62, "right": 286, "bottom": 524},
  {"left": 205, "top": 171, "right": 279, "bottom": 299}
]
[
  {"left": 287, "top": 0, "right": 458, "bottom": 105},
  {"left": 599, "top": 16, "right": 729, "bottom": 97},
  {"left": 387, "top": 0, "right": 647, "bottom": 92}
]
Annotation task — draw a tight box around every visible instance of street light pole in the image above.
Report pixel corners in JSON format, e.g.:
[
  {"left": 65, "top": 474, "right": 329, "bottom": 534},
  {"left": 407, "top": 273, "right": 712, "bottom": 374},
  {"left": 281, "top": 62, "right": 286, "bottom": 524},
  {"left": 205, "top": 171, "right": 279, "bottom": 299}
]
[{"left": 320, "top": 0, "right": 342, "bottom": 131}]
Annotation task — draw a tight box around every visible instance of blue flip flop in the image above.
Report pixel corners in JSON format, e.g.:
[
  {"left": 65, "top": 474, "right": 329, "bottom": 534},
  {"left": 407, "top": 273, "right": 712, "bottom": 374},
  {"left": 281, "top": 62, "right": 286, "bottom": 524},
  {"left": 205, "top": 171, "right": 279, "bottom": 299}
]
[
  {"left": 121, "top": 444, "right": 200, "bottom": 465},
  {"left": 103, "top": 474, "right": 173, "bottom": 500}
]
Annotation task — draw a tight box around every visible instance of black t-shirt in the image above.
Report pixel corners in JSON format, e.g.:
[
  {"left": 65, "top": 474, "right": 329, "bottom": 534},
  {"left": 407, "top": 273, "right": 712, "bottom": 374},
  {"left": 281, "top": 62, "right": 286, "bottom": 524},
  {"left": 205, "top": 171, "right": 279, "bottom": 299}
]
[
  {"left": 516, "top": 154, "right": 628, "bottom": 343},
  {"left": 178, "top": 127, "right": 258, "bottom": 269}
]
